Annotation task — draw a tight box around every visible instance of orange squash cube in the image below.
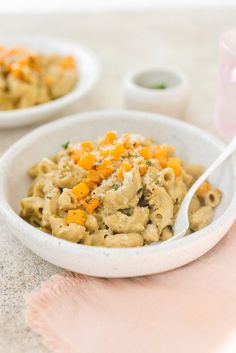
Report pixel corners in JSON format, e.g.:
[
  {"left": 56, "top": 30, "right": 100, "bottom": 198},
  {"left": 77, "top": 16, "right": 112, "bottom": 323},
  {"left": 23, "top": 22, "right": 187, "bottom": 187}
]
[
  {"left": 72, "top": 182, "right": 90, "bottom": 200},
  {"left": 167, "top": 157, "right": 181, "bottom": 176},
  {"left": 82, "top": 197, "right": 100, "bottom": 213},
  {"left": 70, "top": 149, "right": 83, "bottom": 163},
  {"left": 87, "top": 169, "right": 101, "bottom": 183},
  {"left": 133, "top": 141, "right": 141, "bottom": 148},
  {"left": 117, "top": 161, "right": 133, "bottom": 180},
  {"left": 154, "top": 145, "right": 168, "bottom": 168},
  {"left": 139, "top": 163, "right": 148, "bottom": 175},
  {"left": 122, "top": 133, "right": 132, "bottom": 149},
  {"left": 78, "top": 153, "right": 96, "bottom": 170},
  {"left": 155, "top": 145, "right": 168, "bottom": 157},
  {"left": 85, "top": 179, "right": 97, "bottom": 190},
  {"left": 137, "top": 146, "right": 152, "bottom": 160},
  {"left": 97, "top": 160, "right": 114, "bottom": 178},
  {"left": 65, "top": 209, "right": 86, "bottom": 225},
  {"left": 110, "top": 143, "right": 125, "bottom": 160},
  {"left": 80, "top": 141, "right": 93, "bottom": 151},
  {"left": 155, "top": 155, "right": 167, "bottom": 168},
  {"left": 122, "top": 161, "right": 133, "bottom": 172},
  {"left": 99, "top": 148, "right": 111, "bottom": 158},
  {"left": 102, "top": 131, "right": 117, "bottom": 145},
  {"left": 117, "top": 167, "right": 124, "bottom": 181},
  {"left": 196, "top": 181, "right": 211, "bottom": 196},
  {"left": 60, "top": 55, "right": 76, "bottom": 69}
]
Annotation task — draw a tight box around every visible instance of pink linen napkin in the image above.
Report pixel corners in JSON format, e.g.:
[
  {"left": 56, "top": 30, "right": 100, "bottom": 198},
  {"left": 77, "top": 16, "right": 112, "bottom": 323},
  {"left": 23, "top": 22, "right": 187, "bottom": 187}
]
[{"left": 26, "top": 222, "right": 236, "bottom": 353}]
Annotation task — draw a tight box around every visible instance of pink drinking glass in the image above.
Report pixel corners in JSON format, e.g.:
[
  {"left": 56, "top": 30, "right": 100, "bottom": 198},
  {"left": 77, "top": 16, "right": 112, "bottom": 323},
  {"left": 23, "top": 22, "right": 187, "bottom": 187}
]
[{"left": 215, "top": 29, "right": 236, "bottom": 138}]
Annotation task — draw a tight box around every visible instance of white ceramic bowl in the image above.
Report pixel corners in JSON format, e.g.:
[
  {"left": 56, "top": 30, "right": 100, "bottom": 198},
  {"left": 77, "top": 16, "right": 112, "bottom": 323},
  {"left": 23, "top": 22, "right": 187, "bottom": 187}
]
[
  {"left": 123, "top": 67, "right": 189, "bottom": 118},
  {"left": 0, "top": 110, "right": 235, "bottom": 278},
  {"left": 0, "top": 36, "right": 100, "bottom": 128}
]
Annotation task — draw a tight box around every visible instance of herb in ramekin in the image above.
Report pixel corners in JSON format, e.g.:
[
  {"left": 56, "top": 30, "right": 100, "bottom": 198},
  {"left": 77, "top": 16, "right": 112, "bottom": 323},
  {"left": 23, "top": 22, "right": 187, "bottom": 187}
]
[
  {"left": 61, "top": 141, "right": 70, "bottom": 149},
  {"left": 151, "top": 83, "right": 167, "bottom": 90}
]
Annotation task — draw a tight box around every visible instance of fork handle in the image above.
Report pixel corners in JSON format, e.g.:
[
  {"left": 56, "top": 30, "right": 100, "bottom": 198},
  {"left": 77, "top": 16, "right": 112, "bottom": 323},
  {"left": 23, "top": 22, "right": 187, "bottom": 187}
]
[{"left": 168, "top": 135, "right": 236, "bottom": 243}]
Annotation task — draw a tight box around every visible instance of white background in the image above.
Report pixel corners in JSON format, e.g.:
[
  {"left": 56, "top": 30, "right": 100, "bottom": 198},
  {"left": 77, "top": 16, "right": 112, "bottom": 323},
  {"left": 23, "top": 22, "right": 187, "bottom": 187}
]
[{"left": 0, "top": 0, "right": 235, "bottom": 13}]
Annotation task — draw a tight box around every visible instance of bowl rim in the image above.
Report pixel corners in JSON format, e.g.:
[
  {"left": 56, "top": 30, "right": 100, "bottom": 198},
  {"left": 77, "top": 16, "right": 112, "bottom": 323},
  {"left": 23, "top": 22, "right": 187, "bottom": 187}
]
[
  {"left": 0, "top": 35, "right": 100, "bottom": 123},
  {"left": 0, "top": 109, "right": 236, "bottom": 256}
]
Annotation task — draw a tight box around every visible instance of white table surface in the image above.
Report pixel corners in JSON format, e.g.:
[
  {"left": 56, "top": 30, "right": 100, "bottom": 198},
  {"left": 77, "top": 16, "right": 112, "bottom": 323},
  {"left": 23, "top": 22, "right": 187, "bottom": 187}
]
[{"left": 0, "top": 9, "right": 235, "bottom": 353}]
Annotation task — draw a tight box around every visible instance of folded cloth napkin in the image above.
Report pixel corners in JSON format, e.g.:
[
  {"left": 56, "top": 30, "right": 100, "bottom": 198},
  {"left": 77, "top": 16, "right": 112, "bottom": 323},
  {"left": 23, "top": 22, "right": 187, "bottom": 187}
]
[{"left": 26, "top": 222, "right": 236, "bottom": 353}]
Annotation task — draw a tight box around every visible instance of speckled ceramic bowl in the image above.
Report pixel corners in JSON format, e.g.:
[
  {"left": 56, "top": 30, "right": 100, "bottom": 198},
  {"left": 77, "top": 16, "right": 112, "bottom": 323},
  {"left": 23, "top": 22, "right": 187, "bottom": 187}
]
[{"left": 0, "top": 110, "right": 235, "bottom": 277}]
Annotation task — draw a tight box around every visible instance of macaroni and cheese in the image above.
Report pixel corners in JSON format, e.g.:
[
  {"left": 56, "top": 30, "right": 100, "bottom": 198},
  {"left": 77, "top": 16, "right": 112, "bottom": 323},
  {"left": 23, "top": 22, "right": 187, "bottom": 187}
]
[{"left": 20, "top": 131, "right": 222, "bottom": 247}]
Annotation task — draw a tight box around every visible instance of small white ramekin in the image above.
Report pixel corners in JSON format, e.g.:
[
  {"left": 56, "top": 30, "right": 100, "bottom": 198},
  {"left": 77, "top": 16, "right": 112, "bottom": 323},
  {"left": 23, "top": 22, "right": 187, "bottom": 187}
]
[{"left": 123, "top": 67, "right": 190, "bottom": 118}]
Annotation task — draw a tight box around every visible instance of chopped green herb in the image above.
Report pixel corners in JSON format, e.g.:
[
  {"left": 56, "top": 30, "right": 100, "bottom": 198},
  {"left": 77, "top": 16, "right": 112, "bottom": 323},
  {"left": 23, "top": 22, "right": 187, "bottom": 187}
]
[
  {"left": 146, "top": 160, "right": 152, "bottom": 166},
  {"left": 120, "top": 208, "right": 133, "bottom": 216},
  {"left": 151, "top": 83, "right": 167, "bottom": 90},
  {"left": 112, "top": 184, "right": 120, "bottom": 190},
  {"left": 137, "top": 187, "right": 143, "bottom": 194},
  {"left": 61, "top": 141, "right": 70, "bottom": 149}
]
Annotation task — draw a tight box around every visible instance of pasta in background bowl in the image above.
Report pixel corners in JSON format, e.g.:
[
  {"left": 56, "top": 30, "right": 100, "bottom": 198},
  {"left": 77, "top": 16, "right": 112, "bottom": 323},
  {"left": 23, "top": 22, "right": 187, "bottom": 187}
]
[
  {"left": 0, "top": 46, "right": 78, "bottom": 110},
  {"left": 0, "top": 110, "right": 235, "bottom": 277},
  {"left": 0, "top": 36, "right": 100, "bottom": 128}
]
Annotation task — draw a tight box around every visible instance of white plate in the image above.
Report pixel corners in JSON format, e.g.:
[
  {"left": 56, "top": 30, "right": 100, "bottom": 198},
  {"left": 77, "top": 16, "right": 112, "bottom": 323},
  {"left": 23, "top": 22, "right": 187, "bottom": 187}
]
[
  {"left": 0, "top": 110, "right": 236, "bottom": 278},
  {"left": 0, "top": 36, "right": 100, "bottom": 128}
]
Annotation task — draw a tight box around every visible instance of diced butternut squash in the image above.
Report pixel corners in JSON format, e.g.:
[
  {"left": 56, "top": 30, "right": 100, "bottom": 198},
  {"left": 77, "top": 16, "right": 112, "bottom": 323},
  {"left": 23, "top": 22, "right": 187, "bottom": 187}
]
[
  {"left": 11, "top": 64, "right": 22, "bottom": 79},
  {"left": 155, "top": 154, "right": 167, "bottom": 167},
  {"left": 72, "top": 182, "right": 90, "bottom": 200},
  {"left": 156, "top": 155, "right": 167, "bottom": 168},
  {"left": 117, "top": 161, "right": 133, "bottom": 180},
  {"left": 133, "top": 141, "right": 141, "bottom": 148},
  {"left": 122, "top": 133, "right": 132, "bottom": 149},
  {"left": 78, "top": 153, "right": 96, "bottom": 170},
  {"left": 65, "top": 209, "right": 86, "bottom": 225},
  {"left": 117, "top": 168, "right": 124, "bottom": 181},
  {"left": 70, "top": 149, "right": 83, "bottom": 163},
  {"left": 102, "top": 131, "right": 117, "bottom": 145},
  {"left": 80, "top": 141, "right": 93, "bottom": 151},
  {"left": 85, "top": 179, "right": 97, "bottom": 190},
  {"left": 155, "top": 145, "right": 168, "bottom": 157},
  {"left": 137, "top": 146, "right": 152, "bottom": 160},
  {"left": 110, "top": 143, "right": 125, "bottom": 160},
  {"left": 97, "top": 160, "right": 114, "bottom": 178},
  {"left": 122, "top": 161, "right": 133, "bottom": 172},
  {"left": 139, "top": 163, "right": 148, "bottom": 176},
  {"left": 154, "top": 145, "right": 168, "bottom": 168},
  {"left": 61, "top": 55, "right": 76, "bottom": 69},
  {"left": 82, "top": 197, "right": 100, "bottom": 213},
  {"left": 99, "top": 148, "right": 111, "bottom": 158},
  {"left": 87, "top": 169, "right": 101, "bottom": 183},
  {"left": 167, "top": 157, "right": 181, "bottom": 176},
  {"left": 196, "top": 181, "right": 211, "bottom": 196}
]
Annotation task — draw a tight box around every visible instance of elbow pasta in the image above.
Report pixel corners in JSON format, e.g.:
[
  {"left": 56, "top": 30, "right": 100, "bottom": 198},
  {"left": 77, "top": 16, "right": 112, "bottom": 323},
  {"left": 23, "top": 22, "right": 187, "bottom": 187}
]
[
  {"left": 0, "top": 46, "right": 78, "bottom": 111},
  {"left": 20, "top": 131, "right": 222, "bottom": 247}
]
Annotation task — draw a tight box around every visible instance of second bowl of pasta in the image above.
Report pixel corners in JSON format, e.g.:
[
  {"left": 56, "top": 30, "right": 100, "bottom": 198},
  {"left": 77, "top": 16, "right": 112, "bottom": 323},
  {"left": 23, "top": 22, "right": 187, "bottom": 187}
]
[{"left": 0, "top": 36, "right": 100, "bottom": 128}]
